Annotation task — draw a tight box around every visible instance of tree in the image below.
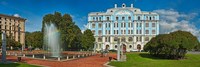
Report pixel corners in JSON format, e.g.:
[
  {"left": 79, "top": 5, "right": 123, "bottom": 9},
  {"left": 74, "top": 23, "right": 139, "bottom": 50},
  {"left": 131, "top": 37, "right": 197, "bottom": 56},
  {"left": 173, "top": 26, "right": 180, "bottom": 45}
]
[
  {"left": 0, "top": 33, "right": 21, "bottom": 50},
  {"left": 25, "top": 31, "right": 43, "bottom": 49},
  {"left": 81, "top": 29, "right": 95, "bottom": 51},
  {"left": 42, "top": 12, "right": 83, "bottom": 51},
  {"left": 144, "top": 30, "right": 199, "bottom": 59}
]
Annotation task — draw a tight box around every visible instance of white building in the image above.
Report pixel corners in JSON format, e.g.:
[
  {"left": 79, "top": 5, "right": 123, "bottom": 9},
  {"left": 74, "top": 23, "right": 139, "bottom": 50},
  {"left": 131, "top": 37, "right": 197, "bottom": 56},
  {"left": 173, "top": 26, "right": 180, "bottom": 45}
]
[{"left": 87, "top": 3, "right": 159, "bottom": 52}]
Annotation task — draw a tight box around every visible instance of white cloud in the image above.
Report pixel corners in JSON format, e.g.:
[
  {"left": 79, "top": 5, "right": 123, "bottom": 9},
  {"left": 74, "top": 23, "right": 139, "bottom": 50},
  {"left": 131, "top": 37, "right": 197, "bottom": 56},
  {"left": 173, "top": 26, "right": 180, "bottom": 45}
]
[
  {"left": 153, "top": 9, "right": 200, "bottom": 40},
  {"left": 13, "top": 14, "right": 20, "bottom": 17}
]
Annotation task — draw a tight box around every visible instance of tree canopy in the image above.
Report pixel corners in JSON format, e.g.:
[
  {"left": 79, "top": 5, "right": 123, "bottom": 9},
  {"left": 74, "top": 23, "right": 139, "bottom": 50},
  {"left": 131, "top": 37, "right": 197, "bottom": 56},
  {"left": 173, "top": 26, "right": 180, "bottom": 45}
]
[
  {"left": 144, "top": 30, "right": 199, "bottom": 59},
  {"left": 81, "top": 29, "right": 95, "bottom": 50}
]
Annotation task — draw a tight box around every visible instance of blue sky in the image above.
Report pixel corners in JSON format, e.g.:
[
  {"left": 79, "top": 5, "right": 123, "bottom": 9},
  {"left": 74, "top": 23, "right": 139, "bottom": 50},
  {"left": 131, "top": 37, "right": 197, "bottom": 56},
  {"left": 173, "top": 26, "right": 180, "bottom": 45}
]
[{"left": 0, "top": 0, "right": 200, "bottom": 36}]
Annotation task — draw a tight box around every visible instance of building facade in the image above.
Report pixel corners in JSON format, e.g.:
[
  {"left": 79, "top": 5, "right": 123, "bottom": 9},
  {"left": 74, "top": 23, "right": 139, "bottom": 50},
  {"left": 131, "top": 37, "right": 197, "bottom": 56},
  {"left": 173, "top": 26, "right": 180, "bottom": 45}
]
[
  {"left": 87, "top": 3, "right": 159, "bottom": 52},
  {"left": 0, "top": 14, "right": 26, "bottom": 48}
]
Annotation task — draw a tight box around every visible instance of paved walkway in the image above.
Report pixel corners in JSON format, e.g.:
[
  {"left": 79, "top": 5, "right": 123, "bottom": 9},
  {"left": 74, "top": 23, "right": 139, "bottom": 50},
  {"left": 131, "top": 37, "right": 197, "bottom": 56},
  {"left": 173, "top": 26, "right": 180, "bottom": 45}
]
[{"left": 1, "top": 53, "right": 116, "bottom": 67}]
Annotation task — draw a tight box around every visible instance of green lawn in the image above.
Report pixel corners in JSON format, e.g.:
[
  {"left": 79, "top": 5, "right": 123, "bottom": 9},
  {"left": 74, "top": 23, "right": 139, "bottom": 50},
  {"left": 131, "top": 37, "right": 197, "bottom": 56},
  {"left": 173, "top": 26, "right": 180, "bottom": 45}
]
[
  {"left": 0, "top": 63, "right": 40, "bottom": 67},
  {"left": 109, "top": 52, "right": 200, "bottom": 67}
]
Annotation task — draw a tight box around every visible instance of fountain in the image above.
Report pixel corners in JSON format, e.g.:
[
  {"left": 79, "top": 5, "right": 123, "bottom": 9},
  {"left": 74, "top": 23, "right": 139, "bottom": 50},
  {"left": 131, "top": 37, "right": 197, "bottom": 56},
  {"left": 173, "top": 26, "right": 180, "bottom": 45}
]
[
  {"left": 9, "top": 23, "right": 94, "bottom": 61},
  {"left": 44, "top": 23, "right": 61, "bottom": 57}
]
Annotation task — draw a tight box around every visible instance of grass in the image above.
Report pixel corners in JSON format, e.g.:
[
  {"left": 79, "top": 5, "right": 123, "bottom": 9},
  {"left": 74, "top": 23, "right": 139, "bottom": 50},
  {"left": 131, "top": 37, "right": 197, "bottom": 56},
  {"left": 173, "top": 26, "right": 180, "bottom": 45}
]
[
  {"left": 0, "top": 63, "right": 41, "bottom": 67},
  {"left": 109, "top": 52, "right": 200, "bottom": 67}
]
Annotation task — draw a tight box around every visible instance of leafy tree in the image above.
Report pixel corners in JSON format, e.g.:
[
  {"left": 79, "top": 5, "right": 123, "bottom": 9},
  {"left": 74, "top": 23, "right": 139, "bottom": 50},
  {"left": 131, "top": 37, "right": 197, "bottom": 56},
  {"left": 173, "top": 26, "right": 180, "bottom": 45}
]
[
  {"left": 25, "top": 31, "right": 43, "bottom": 49},
  {"left": 81, "top": 29, "right": 95, "bottom": 51},
  {"left": 144, "top": 30, "right": 199, "bottom": 59},
  {"left": 0, "top": 33, "right": 21, "bottom": 50},
  {"left": 42, "top": 12, "right": 83, "bottom": 51}
]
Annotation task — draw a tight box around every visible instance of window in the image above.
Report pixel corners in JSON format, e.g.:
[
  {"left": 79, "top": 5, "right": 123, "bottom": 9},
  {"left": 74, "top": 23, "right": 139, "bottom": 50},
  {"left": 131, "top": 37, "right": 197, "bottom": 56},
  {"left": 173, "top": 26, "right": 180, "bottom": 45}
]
[
  {"left": 99, "top": 17, "right": 101, "bottom": 21},
  {"left": 128, "top": 16, "right": 131, "bottom": 20},
  {"left": 115, "top": 45, "right": 117, "bottom": 48},
  {"left": 121, "top": 30, "right": 123, "bottom": 34},
  {"left": 136, "top": 30, "right": 138, "bottom": 34},
  {"left": 98, "top": 37, "right": 102, "bottom": 42},
  {"left": 96, "top": 17, "right": 98, "bottom": 21},
  {"left": 107, "top": 17, "right": 109, "bottom": 21},
  {"left": 98, "top": 23, "right": 102, "bottom": 28},
  {"left": 145, "top": 30, "right": 149, "bottom": 34},
  {"left": 121, "top": 23, "right": 123, "bottom": 27},
  {"left": 121, "top": 37, "right": 125, "bottom": 42},
  {"left": 128, "top": 37, "right": 133, "bottom": 41},
  {"left": 105, "top": 37, "right": 108, "bottom": 42},
  {"left": 140, "top": 36, "right": 142, "bottom": 42},
  {"left": 128, "top": 30, "right": 130, "bottom": 34},
  {"left": 114, "top": 23, "right": 116, "bottom": 28},
  {"left": 146, "top": 23, "right": 149, "bottom": 27},
  {"left": 98, "top": 30, "right": 102, "bottom": 35},
  {"left": 117, "top": 23, "right": 118, "bottom": 27},
  {"left": 108, "top": 23, "right": 110, "bottom": 28},
  {"left": 122, "top": 17, "right": 125, "bottom": 20},
  {"left": 128, "top": 23, "right": 131, "bottom": 27},
  {"left": 145, "top": 37, "right": 149, "bottom": 41},
  {"left": 116, "top": 17, "right": 119, "bottom": 20},
  {"left": 117, "top": 30, "right": 118, "bottom": 34},
  {"left": 93, "top": 17, "right": 95, "bottom": 21},
  {"left": 136, "top": 37, "right": 139, "bottom": 41},
  {"left": 150, "top": 17, "right": 152, "bottom": 20},
  {"left": 146, "top": 16, "right": 148, "bottom": 20},
  {"left": 92, "top": 23, "right": 95, "bottom": 28},
  {"left": 129, "top": 45, "right": 132, "bottom": 48},
  {"left": 106, "top": 23, "right": 107, "bottom": 28},
  {"left": 139, "top": 30, "right": 142, "bottom": 34},
  {"left": 138, "top": 16, "right": 140, "bottom": 20},
  {"left": 114, "top": 37, "right": 118, "bottom": 41},
  {"left": 152, "top": 30, "right": 156, "bottom": 34},
  {"left": 136, "top": 23, "right": 138, "bottom": 27},
  {"left": 153, "top": 16, "right": 155, "bottom": 20},
  {"left": 140, "top": 23, "right": 142, "bottom": 27},
  {"left": 108, "top": 30, "right": 110, "bottom": 34},
  {"left": 152, "top": 23, "right": 156, "bottom": 27},
  {"left": 124, "top": 30, "right": 126, "bottom": 34},
  {"left": 92, "top": 30, "right": 95, "bottom": 34}
]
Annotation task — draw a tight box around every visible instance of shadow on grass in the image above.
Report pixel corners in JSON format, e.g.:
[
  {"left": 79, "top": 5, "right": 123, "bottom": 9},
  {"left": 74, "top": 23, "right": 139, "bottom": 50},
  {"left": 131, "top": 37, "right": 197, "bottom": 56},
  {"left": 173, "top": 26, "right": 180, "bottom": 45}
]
[
  {"left": 139, "top": 53, "right": 167, "bottom": 60},
  {"left": 0, "top": 63, "right": 20, "bottom": 67}
]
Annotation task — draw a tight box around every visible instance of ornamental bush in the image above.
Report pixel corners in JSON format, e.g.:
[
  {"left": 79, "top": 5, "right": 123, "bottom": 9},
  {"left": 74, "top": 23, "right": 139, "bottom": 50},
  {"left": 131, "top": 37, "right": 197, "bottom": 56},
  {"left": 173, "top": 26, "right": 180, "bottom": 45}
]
[{"left": 144, "top": 30, "right": 199, "bottom": 59}]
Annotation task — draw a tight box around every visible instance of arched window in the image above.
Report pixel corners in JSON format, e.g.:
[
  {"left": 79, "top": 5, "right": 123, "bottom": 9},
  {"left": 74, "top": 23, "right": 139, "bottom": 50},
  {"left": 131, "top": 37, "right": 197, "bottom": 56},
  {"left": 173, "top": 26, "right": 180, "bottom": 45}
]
[
  {"left": 116, "top": 16, "right": 119, "bottom": 20},
  {"left": 128, "top": 16, "right": 131, "bottom": 20},
  {"left": 150, "top": 17, "right": 152, "bottom": 20},
  {"left": 138, "top": 16, "right": 140, "bottom": 20},
  {"left": 122, "top": 17, "right": 125, "bottom": 20},
  {"left": 96, "top": 17, "right": 98, "bottom": 21}
]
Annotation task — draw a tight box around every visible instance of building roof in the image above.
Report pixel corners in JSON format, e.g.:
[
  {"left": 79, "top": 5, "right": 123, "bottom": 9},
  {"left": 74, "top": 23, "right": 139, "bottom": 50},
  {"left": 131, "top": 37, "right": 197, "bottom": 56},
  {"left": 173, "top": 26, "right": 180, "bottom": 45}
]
[
  {"left": 0, "top": 14, "right": 26, "bottom": 21},
  {"left": 88, "top": 3, "right": 158, "bottom": 16}
]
